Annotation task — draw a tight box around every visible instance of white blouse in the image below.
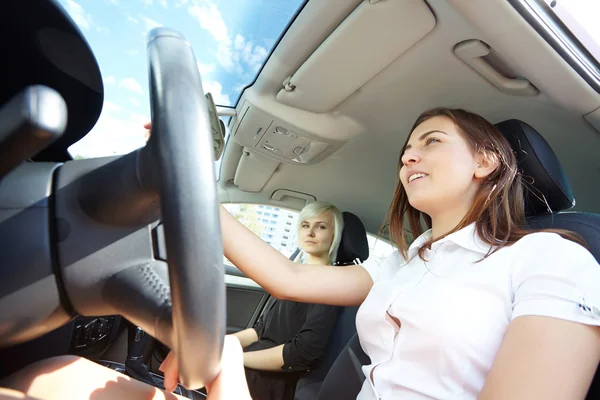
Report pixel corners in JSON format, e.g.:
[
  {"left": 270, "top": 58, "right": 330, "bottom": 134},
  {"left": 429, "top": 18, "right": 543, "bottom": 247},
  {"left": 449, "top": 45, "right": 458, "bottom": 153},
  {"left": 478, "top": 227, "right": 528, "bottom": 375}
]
[{"left": 356, "top": 223, "right": 600, "bottom": 400}]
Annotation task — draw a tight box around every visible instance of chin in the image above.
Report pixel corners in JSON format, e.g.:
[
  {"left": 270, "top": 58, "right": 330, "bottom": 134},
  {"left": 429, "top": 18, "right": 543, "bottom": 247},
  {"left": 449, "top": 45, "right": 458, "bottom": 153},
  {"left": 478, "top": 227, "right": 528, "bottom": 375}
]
[{"left": 407, "top": 195, "right": 431, "bottom": 213}]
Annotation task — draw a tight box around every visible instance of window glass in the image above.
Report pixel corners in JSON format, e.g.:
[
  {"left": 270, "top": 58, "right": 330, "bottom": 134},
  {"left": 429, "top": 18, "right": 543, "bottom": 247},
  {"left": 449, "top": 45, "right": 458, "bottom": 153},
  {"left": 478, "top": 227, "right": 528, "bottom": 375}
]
[
  {"left": 58, "top": 0, "right": 307, "bottom": 158},
  {"left": 542, "top": 0, "right": 600, "bottom": 63},
  {"left": 222, "top": 204, "right": 299, "bottom": 264}
]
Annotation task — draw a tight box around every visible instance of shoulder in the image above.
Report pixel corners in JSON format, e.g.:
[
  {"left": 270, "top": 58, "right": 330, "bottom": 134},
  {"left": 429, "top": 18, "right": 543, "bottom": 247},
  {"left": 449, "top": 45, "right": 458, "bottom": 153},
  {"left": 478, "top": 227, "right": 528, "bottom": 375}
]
[
  {"left": 509, "top": 231, "right": 600, "bottom": 325},
  {"left": 509, "top": 231, "right": 593, "bottom": 264},
  {"left": 360, "top": 250, "right": 404, "bottom": 283},
  {"left": 508, "top": 230, "right": 599, "bottom": 291}
]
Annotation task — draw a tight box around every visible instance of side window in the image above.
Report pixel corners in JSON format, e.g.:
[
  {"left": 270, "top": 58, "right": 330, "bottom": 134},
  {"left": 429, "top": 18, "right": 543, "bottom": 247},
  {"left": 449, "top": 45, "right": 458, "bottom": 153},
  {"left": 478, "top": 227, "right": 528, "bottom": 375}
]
[
  {"left": 366, "top": 233, "right": 395, "bottom": 260},
  {"left": 222, "top": 204, "right": 299, "bottom": 265}
]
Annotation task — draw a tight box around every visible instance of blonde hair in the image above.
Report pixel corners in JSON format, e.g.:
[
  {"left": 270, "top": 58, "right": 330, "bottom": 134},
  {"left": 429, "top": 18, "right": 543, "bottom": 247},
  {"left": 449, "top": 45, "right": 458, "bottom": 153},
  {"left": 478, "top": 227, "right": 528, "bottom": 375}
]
[{"left": 296, "top": 201, "right": 344, "bottom": 265}]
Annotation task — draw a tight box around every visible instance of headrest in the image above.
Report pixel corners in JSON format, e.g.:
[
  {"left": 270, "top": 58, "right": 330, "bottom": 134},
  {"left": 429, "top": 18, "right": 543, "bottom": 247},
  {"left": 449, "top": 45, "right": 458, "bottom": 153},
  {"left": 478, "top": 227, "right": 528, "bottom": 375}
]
[
  {"left": 494, "top": 119, "right": 575, "bottom": 216},
  {"left": 336, "top": 212, "right": 369, "bottom": 265}
]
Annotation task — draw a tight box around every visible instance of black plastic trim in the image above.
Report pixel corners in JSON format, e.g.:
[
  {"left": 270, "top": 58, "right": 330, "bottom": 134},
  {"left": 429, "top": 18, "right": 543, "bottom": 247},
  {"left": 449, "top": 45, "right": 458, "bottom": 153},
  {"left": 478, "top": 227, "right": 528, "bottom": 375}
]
[{"left": 49, "top": 164, "right": 76, "bottom": 317}]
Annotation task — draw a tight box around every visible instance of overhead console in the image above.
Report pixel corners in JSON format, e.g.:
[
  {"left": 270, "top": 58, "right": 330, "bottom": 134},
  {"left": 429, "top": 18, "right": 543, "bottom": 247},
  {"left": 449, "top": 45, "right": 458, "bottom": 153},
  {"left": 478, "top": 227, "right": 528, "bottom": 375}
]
[{"left": 231, "top": 101, "right": 333, "bottom": 165}]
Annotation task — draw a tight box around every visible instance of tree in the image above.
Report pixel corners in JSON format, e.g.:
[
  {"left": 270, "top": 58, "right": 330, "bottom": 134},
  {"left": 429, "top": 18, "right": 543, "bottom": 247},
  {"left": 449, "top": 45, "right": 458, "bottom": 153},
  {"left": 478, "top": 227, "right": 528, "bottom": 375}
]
[{"left": 235, "top": 204, "right": 261, "bottom": 235}]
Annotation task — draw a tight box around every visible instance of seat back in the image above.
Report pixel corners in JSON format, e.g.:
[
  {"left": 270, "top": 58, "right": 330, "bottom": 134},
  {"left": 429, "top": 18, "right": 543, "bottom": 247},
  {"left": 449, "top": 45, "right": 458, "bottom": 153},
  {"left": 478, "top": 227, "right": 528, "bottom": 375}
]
[
  {"left": 294, "top": 211, "right": 369, "bottom": 400},
  {"left": 495, "top": 119, "right": 600, "bottom": 399}
]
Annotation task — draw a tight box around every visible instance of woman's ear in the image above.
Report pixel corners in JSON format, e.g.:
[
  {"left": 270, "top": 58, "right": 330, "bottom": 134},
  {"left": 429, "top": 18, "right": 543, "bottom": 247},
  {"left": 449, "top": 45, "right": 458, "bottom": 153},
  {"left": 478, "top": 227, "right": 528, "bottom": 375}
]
[{"left": 474, "top": 151, "right": 499, "bottom": 180}]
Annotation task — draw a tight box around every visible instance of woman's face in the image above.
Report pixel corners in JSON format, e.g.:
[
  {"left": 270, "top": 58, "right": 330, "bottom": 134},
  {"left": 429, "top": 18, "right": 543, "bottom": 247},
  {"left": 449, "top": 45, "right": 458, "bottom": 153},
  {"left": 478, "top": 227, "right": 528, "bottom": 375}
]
[
  {"left": 298, "top": 212, "right": 335, "bottom": 258},
  {"left": 399, "top": 116, "right": 487, "bottom": 217}
]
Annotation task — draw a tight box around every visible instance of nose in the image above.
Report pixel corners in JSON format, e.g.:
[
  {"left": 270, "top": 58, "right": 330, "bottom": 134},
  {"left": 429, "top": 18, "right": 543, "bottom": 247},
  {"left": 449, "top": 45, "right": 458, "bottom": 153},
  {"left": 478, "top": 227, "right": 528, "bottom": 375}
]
[
  {"left": 307, "top": 227, "right": 316, "bottom": 237},
  {"left": 401, "top": 148, "right": 421, "bottom": 166}
]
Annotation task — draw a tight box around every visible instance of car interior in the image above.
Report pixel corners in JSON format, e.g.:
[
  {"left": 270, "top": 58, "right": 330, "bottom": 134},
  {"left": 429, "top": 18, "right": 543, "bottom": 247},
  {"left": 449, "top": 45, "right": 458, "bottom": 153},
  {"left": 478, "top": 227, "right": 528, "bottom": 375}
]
[{"left": 1, "top": 0, "right": 599, "bottom": 399}]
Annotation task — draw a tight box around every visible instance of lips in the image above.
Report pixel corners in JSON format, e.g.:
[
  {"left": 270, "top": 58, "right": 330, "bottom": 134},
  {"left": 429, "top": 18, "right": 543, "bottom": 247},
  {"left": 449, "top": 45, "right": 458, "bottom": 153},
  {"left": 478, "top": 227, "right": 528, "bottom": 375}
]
[{"left": 407, "top": 171, "right": 429, "bottom": 184}]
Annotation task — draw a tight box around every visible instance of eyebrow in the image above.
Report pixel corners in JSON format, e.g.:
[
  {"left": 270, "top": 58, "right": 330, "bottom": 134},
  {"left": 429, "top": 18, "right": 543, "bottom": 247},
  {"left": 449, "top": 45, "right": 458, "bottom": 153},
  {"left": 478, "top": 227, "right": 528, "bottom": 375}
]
[
  {"left": 404, "top": 130, "right": 448, "bottom": 151},
  {"left": 302, "top": 221, "right": 329, "bottom": 225}
]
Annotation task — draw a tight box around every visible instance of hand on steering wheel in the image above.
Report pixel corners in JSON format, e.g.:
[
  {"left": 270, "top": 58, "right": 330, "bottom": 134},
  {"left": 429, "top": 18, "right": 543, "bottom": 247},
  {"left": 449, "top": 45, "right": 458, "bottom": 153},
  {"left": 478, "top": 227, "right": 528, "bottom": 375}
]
[{"left": 160, "top": 336, "right": 252, "bottom": 399}]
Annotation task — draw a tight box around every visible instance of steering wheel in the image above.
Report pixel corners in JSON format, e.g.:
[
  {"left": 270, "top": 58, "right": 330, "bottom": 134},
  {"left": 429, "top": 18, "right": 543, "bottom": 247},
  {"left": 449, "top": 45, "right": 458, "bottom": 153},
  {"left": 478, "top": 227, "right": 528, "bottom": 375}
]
[
  {"left": 145, "top": 27, "right": 225, "bottom": 388},
  {"left": 49, "top": 27, "right": 225, "bottom": 389}
]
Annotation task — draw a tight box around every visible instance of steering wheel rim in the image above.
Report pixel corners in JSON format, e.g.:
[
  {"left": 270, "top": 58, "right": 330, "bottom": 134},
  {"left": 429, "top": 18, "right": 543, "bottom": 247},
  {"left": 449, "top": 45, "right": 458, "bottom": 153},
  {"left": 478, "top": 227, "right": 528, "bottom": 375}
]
[{"left": 147, "top": 27, "right": 225, "bottom": 389}]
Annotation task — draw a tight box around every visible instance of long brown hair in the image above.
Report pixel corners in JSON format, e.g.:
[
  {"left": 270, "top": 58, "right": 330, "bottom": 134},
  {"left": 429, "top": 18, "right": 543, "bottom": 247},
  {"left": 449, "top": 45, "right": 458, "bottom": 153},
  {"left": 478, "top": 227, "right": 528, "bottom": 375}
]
[{"left": 382, "top": 107, "right": 586, "bottom": 261}]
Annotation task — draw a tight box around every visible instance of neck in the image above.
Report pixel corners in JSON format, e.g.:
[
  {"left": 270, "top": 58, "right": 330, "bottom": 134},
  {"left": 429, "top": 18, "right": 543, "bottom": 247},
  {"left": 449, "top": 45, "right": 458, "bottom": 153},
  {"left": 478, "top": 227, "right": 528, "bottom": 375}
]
[
  {"left": 305, "top": 253, "right": 330, "bottom": 265},
  {"left": 429, "top": 201, "right": 473, "bottom": 240}
]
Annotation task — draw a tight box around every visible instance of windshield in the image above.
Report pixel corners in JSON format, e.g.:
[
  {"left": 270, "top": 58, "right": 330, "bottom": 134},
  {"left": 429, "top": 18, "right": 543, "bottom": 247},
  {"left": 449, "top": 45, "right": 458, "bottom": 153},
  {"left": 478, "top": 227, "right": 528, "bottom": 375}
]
[{"left": 57, "top": 0, "right": 306, "bottom": 159}]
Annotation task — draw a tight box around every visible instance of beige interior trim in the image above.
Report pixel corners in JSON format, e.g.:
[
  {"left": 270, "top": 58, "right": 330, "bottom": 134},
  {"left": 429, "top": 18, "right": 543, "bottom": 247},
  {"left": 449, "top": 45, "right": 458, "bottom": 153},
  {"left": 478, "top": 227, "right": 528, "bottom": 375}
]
[
  {"left": 454, "top": 39, "right": 539, "bottom": 96},
  {"left": 276, "top": 0, "right": 435, "bottom": 113},
  {"left": 584, "top": 106, "right": 600, "bottom": 132},
  {"left": 446, "top": 0, "right": 600, "bottom": 115},
  {"left": 217, "top": 0, "right": 600, "bottom": 233},
  {"left": 233, "top": 149, "right": 280, "bottom": 193}
]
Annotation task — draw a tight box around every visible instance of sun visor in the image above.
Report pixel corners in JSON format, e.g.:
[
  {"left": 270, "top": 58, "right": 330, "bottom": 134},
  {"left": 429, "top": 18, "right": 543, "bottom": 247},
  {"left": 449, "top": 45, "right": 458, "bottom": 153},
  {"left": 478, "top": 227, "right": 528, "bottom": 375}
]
[
  {"left": 234, "top": 149, "right": 280, "bottom": 192},
  {"left": 276, "top": 0, "right": 436, "bottom": 113}
]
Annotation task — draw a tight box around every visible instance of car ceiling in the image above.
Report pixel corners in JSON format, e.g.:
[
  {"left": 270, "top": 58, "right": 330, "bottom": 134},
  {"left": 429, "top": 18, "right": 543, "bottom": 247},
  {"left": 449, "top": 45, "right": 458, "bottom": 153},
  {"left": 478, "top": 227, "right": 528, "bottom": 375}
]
[{"left": 216, "top": 0, "right": 600, "bottom": 236}]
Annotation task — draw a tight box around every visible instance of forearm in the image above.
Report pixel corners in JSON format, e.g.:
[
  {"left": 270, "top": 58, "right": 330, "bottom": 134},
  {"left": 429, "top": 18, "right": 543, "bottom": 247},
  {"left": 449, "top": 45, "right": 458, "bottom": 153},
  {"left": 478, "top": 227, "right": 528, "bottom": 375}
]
[
  {"left": 243, "top": 344, "right": 285, "bottom": 371},
  {"left": 220, "top": 206, "right": 297, "bottom": 299},
  {"left": 220, "top": 206, "right": 372, "bottom": 306},
  {"left": 230, "top": 328, "right": 258, "bottom": 349}
]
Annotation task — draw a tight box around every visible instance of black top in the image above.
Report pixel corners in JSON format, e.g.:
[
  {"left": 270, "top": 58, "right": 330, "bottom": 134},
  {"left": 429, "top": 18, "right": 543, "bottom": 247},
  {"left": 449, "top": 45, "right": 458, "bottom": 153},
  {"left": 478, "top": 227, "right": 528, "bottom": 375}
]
[{"left": 244, "top": 297, "right": 340, "bottom": 400}]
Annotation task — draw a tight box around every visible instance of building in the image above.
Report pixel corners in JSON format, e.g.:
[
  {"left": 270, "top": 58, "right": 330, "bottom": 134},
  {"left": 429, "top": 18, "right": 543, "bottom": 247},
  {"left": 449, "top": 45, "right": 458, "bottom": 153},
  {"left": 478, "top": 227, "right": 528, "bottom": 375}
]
[{"left": 223, "top": 204, "right": 299, "bottom": 258}]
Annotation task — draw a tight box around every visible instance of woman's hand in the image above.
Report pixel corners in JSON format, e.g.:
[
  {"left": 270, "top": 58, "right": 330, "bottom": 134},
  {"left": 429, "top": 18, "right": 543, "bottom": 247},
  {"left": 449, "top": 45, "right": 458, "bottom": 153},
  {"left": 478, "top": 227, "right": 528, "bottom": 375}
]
[
  {"left": 159, "top": 335, "right": 252, "bottom": 399},
  {"left": 144, "top": 121, "right": 151, "bottom": 141}
]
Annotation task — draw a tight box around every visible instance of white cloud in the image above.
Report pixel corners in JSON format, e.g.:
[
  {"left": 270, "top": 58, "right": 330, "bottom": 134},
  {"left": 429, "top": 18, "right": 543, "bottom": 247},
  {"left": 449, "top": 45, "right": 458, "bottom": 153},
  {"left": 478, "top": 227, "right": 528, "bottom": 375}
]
[
  {"left": 68, "top": 111, "right": 149, "bottom": 158},
  {"left": 216, "top": 45, "right": 236, "bottom": 72},
  {"left": 104, "top": 75, "right": 116, "bottom": 85},
  {"left": 119, "top": 78, "right": 144, "bottom": 94},
  {"left": 202, "top": 80, "right": 230, "bottom": 105},
  {"left": 175, "top": 0, "right": 189, "bottom": 7},
  {"left": 232, "top": 82, "right": 247, "bottom": 95},
  {"left": 103, "top": 101, "right": 122, "bottom": 113},
  {"left": 64, "top": 0, "right": 92, "bottom": 30},
  {"left": 127, "top": 14, "right": 140, "bottom": 24},
  {"left": 143, "top": 0, "right": 153, "bottom": 5},
  {"left": 188, "top": 1, "right": 269, "bottom": 75},
  {"left": 130, "top": 97, "right": 141, "bottom": 107},
  {"left": 233, "top": 34, "right": 268, "bottom": 72},
  {"left": 233, "top": 34, "right": 245, "bottom": 50},
  {"left": 158, "top": 0, "right": 168, "bottom": 8},
  {"left": 105, "top": 0, "right": 119, "bottom": 4},
  {"left": 189, "top": 2, "right": 229, "bottom": 43},
  {"left": 197, "top": 62, "right": 215, "bottom": 76}
]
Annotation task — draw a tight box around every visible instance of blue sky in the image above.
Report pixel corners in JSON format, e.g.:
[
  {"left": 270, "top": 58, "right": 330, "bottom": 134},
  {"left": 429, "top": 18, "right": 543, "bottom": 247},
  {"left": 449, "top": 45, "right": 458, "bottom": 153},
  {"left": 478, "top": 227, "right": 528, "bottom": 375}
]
[{"left": 58, "top": 0, "right": 304, "bottom": 158}]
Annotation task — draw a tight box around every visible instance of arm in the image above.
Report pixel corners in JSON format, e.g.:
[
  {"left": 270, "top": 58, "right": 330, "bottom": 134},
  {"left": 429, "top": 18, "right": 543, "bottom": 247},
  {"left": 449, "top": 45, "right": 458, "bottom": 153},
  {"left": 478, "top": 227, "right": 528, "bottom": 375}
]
[
  {"left": 479, "top": 316, "right": 600, "bottom": 399},
  {"left": 1, "top": 355, "right": 189, "bottom": 400},
  {"left": 280, "top": 304, "right": 340, "bottom": 372},
  {"left": 243, "top": 345, "right": 285, "bottom": 371},
  {"left": 0, "top": 388, "right": 37, "bottom": 400},
  {"left": 220, "top": 206, "right": 372, "bottom": 306},
  {"left": 242, "top": 304, "right": 340, "bottom": 373},
  {"left": 231, "top": 328, "right": 259, "bottom": 349}
]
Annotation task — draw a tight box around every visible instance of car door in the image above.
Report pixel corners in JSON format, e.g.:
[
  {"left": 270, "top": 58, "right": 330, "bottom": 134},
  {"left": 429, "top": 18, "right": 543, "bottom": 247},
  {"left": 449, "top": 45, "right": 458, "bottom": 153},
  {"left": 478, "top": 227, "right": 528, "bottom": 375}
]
[
  {"left": 224, "top": 264, "right": 269, "bottom": 334},
  {"left": 222, "top": 203, "right": 299, "bottom": 333}
]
